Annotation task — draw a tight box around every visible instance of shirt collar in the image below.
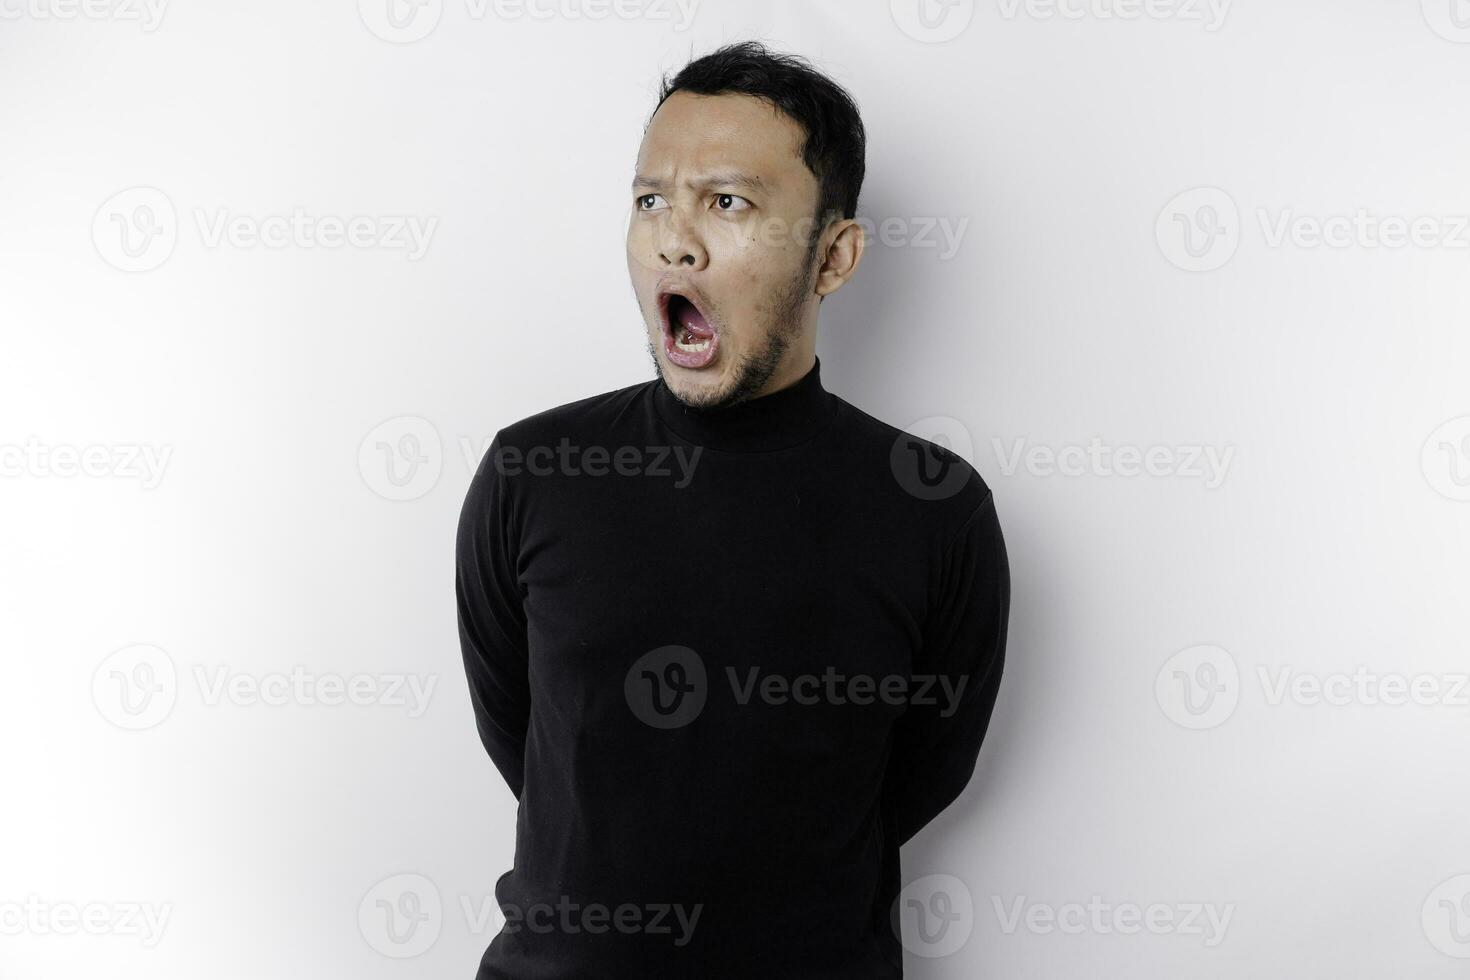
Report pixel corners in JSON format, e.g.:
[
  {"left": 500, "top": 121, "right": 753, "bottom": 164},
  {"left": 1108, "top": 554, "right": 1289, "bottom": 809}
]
[{"left": 651, "top": 356, "right": 838, "bottom": 453}]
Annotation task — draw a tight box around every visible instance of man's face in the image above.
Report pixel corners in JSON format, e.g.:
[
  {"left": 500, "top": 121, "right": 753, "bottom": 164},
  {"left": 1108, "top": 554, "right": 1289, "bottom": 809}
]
[{"left": 627, "top": 90, "right": 827, "bottom": 410}]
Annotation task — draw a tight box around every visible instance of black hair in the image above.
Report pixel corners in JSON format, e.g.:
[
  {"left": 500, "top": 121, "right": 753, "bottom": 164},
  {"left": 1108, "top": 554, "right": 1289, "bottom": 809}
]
[{"left": 652, "top": 41, "right": 866, "bottom": 233}]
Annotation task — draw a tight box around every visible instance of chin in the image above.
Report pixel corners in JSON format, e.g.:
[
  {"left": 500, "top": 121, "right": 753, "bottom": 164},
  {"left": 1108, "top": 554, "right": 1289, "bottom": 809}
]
[{"left": 661, "top": 364, "right": 732, "bottom": 409}]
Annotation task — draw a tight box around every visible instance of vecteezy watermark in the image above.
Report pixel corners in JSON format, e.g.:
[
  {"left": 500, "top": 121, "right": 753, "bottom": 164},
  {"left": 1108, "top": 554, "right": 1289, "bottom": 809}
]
[
  {"left": 1155, "top": 644, "right": 1240, "bottom": 730},
  {"left": 891, "top": 416, "right": 976, "bottom": 502},
  {"left": 1421, "top": 0, "right": 1470, "bottom": 43},
  {"left": 1422, "top": 416, "right": 1470, "bottom": 502},
  {"left": 624, "top": 645, "right": 708, "bottom": 729},
  {"left": 726, "top": 667, "right": 969, "bottom": 716},
  {"left": 1256, "top": 209, "right": 1470, "bottom": 251},
  {"left": 993, "top": 437, "right": 1236, "bottom": 488},
  {"left": 992, "top": 895, "right": 1235, "bottom": 947},
  {"left": 92, "top": 186, "right": 177, "bottom": 272},
  {"left": 1158, "top": 186, "right": 1470, "bottom": 272},
  {"left": 359, "top": 416, "right": 443, "bottom": 502},
  {"left": 623, "top": 646, "right": 970, "bottom": 730},
  {"left": 855, "top": 215, "right": 970, "bottom": 260},
  {"left": 0, "top": 438, "right": 172, "bottom": 489},
  {"left": 191, "top": 665, "right": 437, "bottom": 716},
  {"left": 192, "top": 208, "right": 436, "bottom": 259},
  {"left": 92, "top": 186, "right": 437, "bottom": 272},
  {"left": 492, "top": 897, "right": 702, "bottom": 946},
  {"left": 892, "top": 874, "right": 974, "bottom": 958},
  {"left": 489, "top": 439, "right": 703, "bottom": 489},
  {"left": 1257, "top": 666, "right": 1470, "bottom": 709},
  {"left": 359, "top": 874, "right": 442, "bottom": 958},
  {"left": 358, "top": 0, "right": 701, "bottom": 43},
  {"left": 359, "top": 417, "right": 707, "bottom": 502},
  {"left": 92, "top": 644, "right": 438, "bottom": 730},
  {"left": 890, "top": 0, "right": 976, "bottom": 43},
  {"left": 91, "top": 644, "right": 179, "bottom": 731},
  {"left": 1156, "top": 645, "right": 1470, "bottom": 730},
  {"left": 1422, "top": 873, "right": 1470, "bottom": 958},
  {"left": 1156, "top": 187, "right": 1240, "bottom": 272},
  {"left": 359, "top": 872, "right": 702, "bottom": 958},
  {"left": 996, "top": 0, "right": 1230, "bottom": 30},
  {"left": 0, "top": 0, "right": 168, "bottom": 30},
  {"left": 625, "top": 210, "right": 971, "bottom": 274},
  {"left": 0, "top": 896, "right": 173, "bottom": 947}
]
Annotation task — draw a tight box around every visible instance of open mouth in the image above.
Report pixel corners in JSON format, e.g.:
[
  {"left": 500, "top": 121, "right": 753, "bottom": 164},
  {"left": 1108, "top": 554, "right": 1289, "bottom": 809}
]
[{"left": 659, "top": 288, "right": 720, "bottom": 370}]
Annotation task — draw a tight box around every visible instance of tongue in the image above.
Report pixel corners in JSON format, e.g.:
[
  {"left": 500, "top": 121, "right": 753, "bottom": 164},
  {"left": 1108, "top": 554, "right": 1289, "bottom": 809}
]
[{"left": 675, "top": 301, "right": 714, "bottom": 339}]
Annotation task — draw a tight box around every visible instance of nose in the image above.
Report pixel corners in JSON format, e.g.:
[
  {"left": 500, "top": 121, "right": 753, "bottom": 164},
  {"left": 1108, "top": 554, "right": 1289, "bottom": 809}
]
[{"left": 657, "top": 208, "right": 708, "bottom": 270}]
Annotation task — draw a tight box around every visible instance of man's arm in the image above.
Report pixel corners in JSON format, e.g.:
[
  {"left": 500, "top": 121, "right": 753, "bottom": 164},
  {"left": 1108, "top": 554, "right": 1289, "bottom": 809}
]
[
  {"left": 456, "top": 431, "right": 531, "bottom": 800},
  {"left": 882, "top": 490, "right": 1010, "bottom": 847}
]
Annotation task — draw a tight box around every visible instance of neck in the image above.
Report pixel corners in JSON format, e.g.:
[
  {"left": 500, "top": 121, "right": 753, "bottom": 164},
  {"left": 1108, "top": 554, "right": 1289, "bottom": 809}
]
[
  {"left": 750, "top": 349, "right": 817, "bottom": 401},
  {"left": 652, "top": 355, "right": 837, "bottom": 453}
]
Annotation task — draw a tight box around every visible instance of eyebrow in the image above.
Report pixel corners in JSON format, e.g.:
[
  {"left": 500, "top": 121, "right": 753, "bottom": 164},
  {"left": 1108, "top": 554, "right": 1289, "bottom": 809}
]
[{"left": 631, "top": 171, "right": 768, "bottom": 194}]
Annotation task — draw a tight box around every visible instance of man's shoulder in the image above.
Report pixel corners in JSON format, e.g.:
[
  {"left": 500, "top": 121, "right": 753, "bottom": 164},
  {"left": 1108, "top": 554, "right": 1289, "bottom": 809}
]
[
  {"left": 495, "top": 377, "right": 655, "bottom": 448},
  {"left": 830, "top": 393, "right": 996, "bottom": 527}
]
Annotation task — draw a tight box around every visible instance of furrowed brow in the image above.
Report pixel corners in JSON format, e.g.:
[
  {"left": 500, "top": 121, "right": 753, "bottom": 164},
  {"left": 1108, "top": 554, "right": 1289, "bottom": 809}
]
[{"left": 631, "top": 172, "right": 768, "bottom": 194}]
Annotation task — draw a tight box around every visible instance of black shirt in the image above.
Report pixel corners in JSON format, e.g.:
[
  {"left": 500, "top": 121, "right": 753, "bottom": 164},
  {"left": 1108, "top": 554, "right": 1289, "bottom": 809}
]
[{"left": 456, "top": 357, "right": 1010, "bottom": 978}]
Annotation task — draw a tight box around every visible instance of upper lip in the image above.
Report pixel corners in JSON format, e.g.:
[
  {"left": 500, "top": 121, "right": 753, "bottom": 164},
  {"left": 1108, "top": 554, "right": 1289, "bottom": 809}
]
[{"left": 656, "top": 282, "right": 713, "bottom": 336}]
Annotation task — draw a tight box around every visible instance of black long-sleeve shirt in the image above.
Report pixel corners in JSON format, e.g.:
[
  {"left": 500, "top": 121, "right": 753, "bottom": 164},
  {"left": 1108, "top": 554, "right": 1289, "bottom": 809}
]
[{"left": 456, "top": 357, "right": 1009, "bottom": 978}]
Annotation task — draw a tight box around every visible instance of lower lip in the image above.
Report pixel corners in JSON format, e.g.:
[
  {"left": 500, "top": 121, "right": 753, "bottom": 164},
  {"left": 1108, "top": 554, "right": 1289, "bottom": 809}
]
[{"left": 663, "top": 318, "right": 720, "bottom": 370}]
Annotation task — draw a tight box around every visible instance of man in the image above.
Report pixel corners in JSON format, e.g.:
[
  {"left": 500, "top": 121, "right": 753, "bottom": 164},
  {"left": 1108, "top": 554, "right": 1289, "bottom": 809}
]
[{"left": 457, "top": 41, "right": 1010, "bottom": 978}]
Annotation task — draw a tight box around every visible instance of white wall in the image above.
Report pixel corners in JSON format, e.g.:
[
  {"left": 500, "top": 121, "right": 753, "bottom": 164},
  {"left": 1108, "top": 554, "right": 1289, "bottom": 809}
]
[{"left": 3, "top": 1, "right": 1469, "bottom": 976}]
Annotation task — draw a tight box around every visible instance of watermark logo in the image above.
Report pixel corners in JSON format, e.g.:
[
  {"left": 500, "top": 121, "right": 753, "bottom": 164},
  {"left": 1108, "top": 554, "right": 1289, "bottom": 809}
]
[
  {"left": 360, "top": 416, "right": 443, "bottom": 502},
  {"left": 360, "top": 0, "right": 700, "bottom": 41},
  {"left": 996, "top": 0, "right": 1230, "bottom": 30},
  {"left": 890, "top": 0, "right": 975, "bottom": 42},
  {"left": 1422, "top": 416, "right": 1470, "bottom": 502},
  {"left": 489, "top": 439, "right": 703, "bottom": 488},
  {"left": 93, "top": 186, "right": 177, "bottom": 273},
  {"left": 1421, "top": 0, "right": 1470, "bottom": 43},
  {"left": 993, "top": 895, "right": 1234, "bottom": 946},
  {"left": 624, "top": 645, "right": 706, "bottom": 729},
  {"left": 1423, "top": 874, "right": 1470, "bottom": 957},
  {"left": 993, "top": 437, "right": 1234, "bottom": 487},
  {"left": 192, "top": 208, "right": 436, "bottom": 259},
  {"left": 0, "top": 896, "right": 173, "bottom": 946},
  {"left": 626, "top": 211, "right": 971, "bottom": 275},
  {"left": 0, "top": 438, "right": 173, "bottom": 488},
  {"left": 892, "top": 874, "right": 974, "bottom": 958},
  {"left": 191, "top": 665, "right": 437, "bottom": 716},
  {"left": 891, "top": 416, "right": 975, "bottom": 501},
  {"left": 1155, "top": 644, "right": 1239, "bottom": 730},
  {"left": 92, "top": 644, "right": 178, "bottom": 731},
  {"left": 359, "top": 0, "right": 443, "bottom": 41},
  {"left": 1257, "top": 209, "right": 1470, "bottom": 250},
  {"left": 1156, "top": 187, "right": 1239, "bottom": 272},
  {"left": 359, "top": 874, "right": 442, "bottom": 958},
  {"left": 1162, "top": 189, "right": 1470, "bottom": 271},
  {"left": 92, "top": 646, "right": 438, "bottom": 725},
  {"left": 0, "top": 0, "right": 168, "bottom": 30},
  {"left": 1257, "top": 666, "right": 1470, "bottom": 709},
  {"left": 858, "top": 215, "right": 970, "bottom": 259},
  {"left": 93, "top": 188, "right": 437, "bottom": 270},
  {"left": 496, "top": 896, "right": 702, "bottom": 945},
  {"left": 727, "top": 667, "right": 967, "bottom": 716}
]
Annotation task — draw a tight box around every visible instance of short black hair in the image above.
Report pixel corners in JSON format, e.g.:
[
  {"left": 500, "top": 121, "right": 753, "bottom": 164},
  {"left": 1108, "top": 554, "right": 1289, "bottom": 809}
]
[{"left": 652, "top": 41, "right": 866, "bottom": 232}]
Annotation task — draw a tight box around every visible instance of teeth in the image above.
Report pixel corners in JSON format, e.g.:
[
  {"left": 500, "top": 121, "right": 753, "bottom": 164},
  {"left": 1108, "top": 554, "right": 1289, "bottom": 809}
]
[{"left": 674, "top": 333, "right": 711, "bottom": 353}]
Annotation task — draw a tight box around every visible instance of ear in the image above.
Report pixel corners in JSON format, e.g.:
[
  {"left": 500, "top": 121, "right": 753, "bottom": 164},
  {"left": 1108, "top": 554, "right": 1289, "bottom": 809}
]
[{"left": 813, "top": 218, "right": 866, "bottom": 298}]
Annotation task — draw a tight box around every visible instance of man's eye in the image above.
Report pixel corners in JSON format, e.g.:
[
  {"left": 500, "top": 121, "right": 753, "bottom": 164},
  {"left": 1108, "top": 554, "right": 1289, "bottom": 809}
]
[
  {"left": 714, "top": 194, "right": 752, "bottom": 212},
  {"left": 636, "top": 194, "right": 667, "bottom": 211}
]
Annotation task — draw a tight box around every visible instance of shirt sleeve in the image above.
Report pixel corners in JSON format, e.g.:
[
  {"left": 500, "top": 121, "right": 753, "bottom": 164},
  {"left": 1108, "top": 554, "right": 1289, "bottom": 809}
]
[
  {"left": 882, "top": 490, "right": 1011, "bottom": 847},
  {"left": 456, "top": 432, "right": 531, "bottom": 800}
]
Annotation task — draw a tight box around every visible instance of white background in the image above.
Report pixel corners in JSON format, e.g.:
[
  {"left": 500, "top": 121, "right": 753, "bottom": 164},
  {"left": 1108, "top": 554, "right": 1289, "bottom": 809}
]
[{"left": 3, "top": 0, "right": 1470, "bottom": 976}]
